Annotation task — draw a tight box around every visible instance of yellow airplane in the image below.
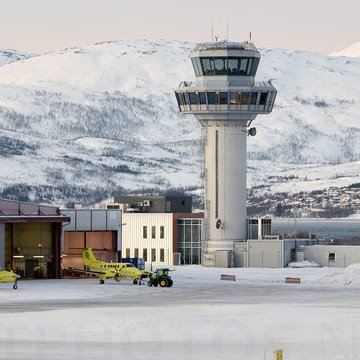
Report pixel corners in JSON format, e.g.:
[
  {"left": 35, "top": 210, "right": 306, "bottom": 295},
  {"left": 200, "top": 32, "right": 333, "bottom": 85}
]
[
  {"left": 0, "top": 268, "right": 20, "bottom": 289},
  {"left": 70, "top": 248, "right": 152, "bottom": 285}
]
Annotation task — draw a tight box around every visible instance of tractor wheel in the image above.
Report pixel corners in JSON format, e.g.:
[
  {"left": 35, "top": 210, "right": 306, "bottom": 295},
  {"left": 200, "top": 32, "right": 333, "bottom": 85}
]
[
  {"left": 167, "top": 279, "right": 173, "bottom": 287},
  {"left": 153, "top": 281, "right": 158, "bottom": 287},
  {"left": 159, "top": 278, "right": 168, "bottom": 288},
  {"left": 13, "top": 283, "right": 18, "bottom": 290},
  {"left": 99, "top": 279, "right": 105, "bottom": 284},
  {"left": 133, "top": 279, "right": 138, "bottom": 285}
]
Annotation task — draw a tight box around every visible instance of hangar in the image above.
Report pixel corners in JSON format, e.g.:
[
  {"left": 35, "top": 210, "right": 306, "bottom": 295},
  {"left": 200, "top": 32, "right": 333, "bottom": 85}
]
[
  {"left": 60, "top": 208, "right": 122, "bottom": 271},
  {"left": 0, "top": 198, "right": 70, "bottom": 279}
]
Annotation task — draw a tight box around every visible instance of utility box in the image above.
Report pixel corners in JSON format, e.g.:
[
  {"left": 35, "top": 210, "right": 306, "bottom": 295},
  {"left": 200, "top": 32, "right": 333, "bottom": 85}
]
[
  {"left": 121, "top": 258, "right": 145, "bottom": 270},
  {"left": 215, "top": 250, "right": 232, "bottom": 268}
]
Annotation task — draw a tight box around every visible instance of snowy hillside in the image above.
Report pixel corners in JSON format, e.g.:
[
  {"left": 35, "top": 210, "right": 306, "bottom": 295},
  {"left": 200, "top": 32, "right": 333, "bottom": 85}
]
[
  {"left": 0, "top": 49, "right": 30, "bottom": 66},
  {"left": 0, "top": 40, "right": 359, "bottom": 205},
  {"left": 330, "top": 42, "right": 360, "bottom": 57}
]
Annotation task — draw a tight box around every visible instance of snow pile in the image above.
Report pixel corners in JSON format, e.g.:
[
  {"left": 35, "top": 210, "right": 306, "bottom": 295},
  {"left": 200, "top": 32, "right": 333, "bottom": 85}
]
[
  {"left": 287, "top": 260, "right": 321, "bottom": 268},
  {"left": 317, "top": 263, "right": 360, "bottom": 287}
]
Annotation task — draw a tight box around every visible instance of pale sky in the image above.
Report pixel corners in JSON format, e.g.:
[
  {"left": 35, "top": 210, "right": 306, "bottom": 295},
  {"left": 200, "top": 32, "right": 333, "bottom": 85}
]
[{"left": 0, "top": 0, "right": 359, "bottom": 55}]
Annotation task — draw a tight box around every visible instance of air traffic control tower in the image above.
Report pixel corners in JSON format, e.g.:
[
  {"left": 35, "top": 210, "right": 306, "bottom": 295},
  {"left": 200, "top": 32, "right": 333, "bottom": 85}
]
[{"left": 175, "top": 40, "right": 277, "bottom": 267}]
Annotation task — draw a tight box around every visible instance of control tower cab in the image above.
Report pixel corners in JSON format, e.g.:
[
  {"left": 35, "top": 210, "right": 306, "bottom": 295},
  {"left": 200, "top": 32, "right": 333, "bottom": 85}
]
[{"left": 175, "top": 40, "right": 276, "bottom": 267}]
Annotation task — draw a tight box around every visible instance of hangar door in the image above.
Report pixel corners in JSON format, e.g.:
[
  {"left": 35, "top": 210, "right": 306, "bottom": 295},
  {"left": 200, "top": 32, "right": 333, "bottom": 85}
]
[
  {"left": 62, "top": 231, "right": 117, "bottom": 272},
  {"left": 12, "top": 223, "right": 54, "bottom": 279}
]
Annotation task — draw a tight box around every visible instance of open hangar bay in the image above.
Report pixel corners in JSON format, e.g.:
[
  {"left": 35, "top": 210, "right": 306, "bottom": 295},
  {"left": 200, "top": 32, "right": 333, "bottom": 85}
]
[{"left": 1, "top": 266, "right": 360, "bottom": 360}]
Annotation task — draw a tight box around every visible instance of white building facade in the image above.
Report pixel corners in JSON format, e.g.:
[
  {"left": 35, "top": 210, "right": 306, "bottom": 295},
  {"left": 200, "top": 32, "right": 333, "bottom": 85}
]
[
  {"left": 122, "top": 213, "right": 174, "bottom": 268},
  {"left": 304, "top": 245, "right": 360, "bottom": 268}
]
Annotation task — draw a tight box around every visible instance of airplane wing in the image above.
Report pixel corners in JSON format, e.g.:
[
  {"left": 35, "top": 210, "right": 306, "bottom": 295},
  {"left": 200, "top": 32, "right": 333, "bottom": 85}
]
[{"left": 67, "top": 267, "right": 108, "bottom": 275}]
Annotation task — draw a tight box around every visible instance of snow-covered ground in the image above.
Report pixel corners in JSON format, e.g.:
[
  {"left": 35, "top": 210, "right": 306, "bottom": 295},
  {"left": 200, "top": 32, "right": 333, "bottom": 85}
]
[{"left": 1, "top": 265, "right": 360, "bottom": 359}]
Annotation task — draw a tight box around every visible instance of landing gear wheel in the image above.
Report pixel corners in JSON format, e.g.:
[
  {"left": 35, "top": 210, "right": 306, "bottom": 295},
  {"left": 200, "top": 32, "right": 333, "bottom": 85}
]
[
  {"left": 13, "top": 282, "right": 18, "bottom": 290},
  {"left": 99, "top": 279, "right": 105, "bottom": 284},
  {"left": 167, "top": 279, "right": 173, "bottom": 287},
  {"left": 159, "top": 279, "right": 168, "bottom": 288}
]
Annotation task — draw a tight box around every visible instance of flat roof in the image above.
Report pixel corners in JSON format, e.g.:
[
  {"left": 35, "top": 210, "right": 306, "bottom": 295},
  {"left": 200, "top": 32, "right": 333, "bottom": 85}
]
[
  {"left": 0, "top": 215, "right": 70, "bottom": 223},
  {"left": 193, "top": 40, "right": 258, "bottom": 52}
]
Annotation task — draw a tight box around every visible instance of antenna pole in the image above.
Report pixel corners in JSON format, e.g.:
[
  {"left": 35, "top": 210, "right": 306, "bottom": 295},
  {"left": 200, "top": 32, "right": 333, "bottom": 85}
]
[{"left": 226, "top": 16, "right": 229, "bottom": 40}]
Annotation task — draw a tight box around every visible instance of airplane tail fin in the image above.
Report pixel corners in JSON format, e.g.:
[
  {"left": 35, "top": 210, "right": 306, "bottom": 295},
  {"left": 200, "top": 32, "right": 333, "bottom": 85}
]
[{"left": 82, "top": 247, "right": 96, "bottom": 265}]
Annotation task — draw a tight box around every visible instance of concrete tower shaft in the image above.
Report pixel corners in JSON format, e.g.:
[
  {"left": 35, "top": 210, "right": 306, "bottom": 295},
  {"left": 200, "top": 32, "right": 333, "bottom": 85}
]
[{"left": 175, "top": 40, "right": 277, "bottom": 267}]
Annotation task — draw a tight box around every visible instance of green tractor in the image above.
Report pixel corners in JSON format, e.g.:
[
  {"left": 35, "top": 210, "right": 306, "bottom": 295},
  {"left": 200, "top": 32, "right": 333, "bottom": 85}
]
[{"left": 148, "top": 268, "right": 173, "bottom": 288}]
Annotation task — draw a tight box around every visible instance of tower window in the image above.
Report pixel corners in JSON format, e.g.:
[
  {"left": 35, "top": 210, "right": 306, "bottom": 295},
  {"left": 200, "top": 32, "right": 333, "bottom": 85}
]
[
  {"left": 188, "top": 92, "right": 197, "bottom": 105},
  {"left": 259, "top": 92, "right": 268, "bottom": 105},
  {"left": 214, "top": 58, "right": 226, "bottom": 74},
  {"left": 199, "top": 92, "right": 207, "bottom": 104},
  {"left": 219, "top": 92, "right": 228, "bottom": 104},
  {"left": 200, "top": 57, "right": 256, "bottom": 76},
  {"left": 250, "top": 92, "right": 258, "bottom": 105},
  {"left": 207, "top": 92, "right": 216, "bottom": 104},
  {"left": 241, "top": 92, "right": 250, "bottom": 105}
]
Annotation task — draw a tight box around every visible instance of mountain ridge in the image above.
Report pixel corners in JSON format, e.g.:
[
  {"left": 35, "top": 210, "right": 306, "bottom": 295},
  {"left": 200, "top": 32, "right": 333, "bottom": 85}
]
[{"left": 0, "top": 40, "right": 359, "bottom": 206}]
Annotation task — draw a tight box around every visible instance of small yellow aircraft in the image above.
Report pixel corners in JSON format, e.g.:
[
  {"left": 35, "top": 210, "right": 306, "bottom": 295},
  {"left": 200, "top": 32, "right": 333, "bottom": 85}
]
[
  {"left": 0, "top": 268, "right": 20, "bottom": 289},
  {"left": 69, "top": 248, "right": 151, "bottom": 285}
]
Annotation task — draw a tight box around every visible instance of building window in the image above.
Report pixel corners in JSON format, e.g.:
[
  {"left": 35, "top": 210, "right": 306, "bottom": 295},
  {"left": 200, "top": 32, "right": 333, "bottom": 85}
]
[
  {"left": 328, "top": 253, "right": 336, "bottom": 261},
  {"left": 134, "top": 248, "right": 139, "bottom": 258},
  {"left": 143, "top": 248, "right": 147, "bottom": 261},
  {"left": 126, "top": 248, "right": 130, "bottom": 258},
  {"left": 151, "top": 226, "right": 156, "bottom": 239},
  {"left": 143, "top": 226, "right": 147, "bottom": 239},
  {"left": 151, "top": 248, "right": 156, "bottom": 262},
  {"left": 176, "top": 218, "right": 202, "bottom": 265},
  {"left": 160, "top": 226, "right": 164, "bottom": 239},
  {"left": 160, "top": 249, "right": 165, "bottom": 262}
]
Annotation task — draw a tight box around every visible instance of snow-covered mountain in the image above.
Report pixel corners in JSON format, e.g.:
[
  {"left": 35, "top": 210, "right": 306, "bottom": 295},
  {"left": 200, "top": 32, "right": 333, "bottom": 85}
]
[
  {"left": 0, "top": 49, "right": 30, "bottom": 66},
  {"left": 330, "top": 42, "right": 360, "bottom": 58},
  {"left": 0, "top": 40, "right": 359, "bottom": 206}
]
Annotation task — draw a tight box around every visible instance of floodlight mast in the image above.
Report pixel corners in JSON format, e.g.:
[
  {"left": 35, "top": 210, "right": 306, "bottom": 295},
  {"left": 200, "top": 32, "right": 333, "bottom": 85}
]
[{"left": 175, "top": 40, "right": 277, "bottom": 267}]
